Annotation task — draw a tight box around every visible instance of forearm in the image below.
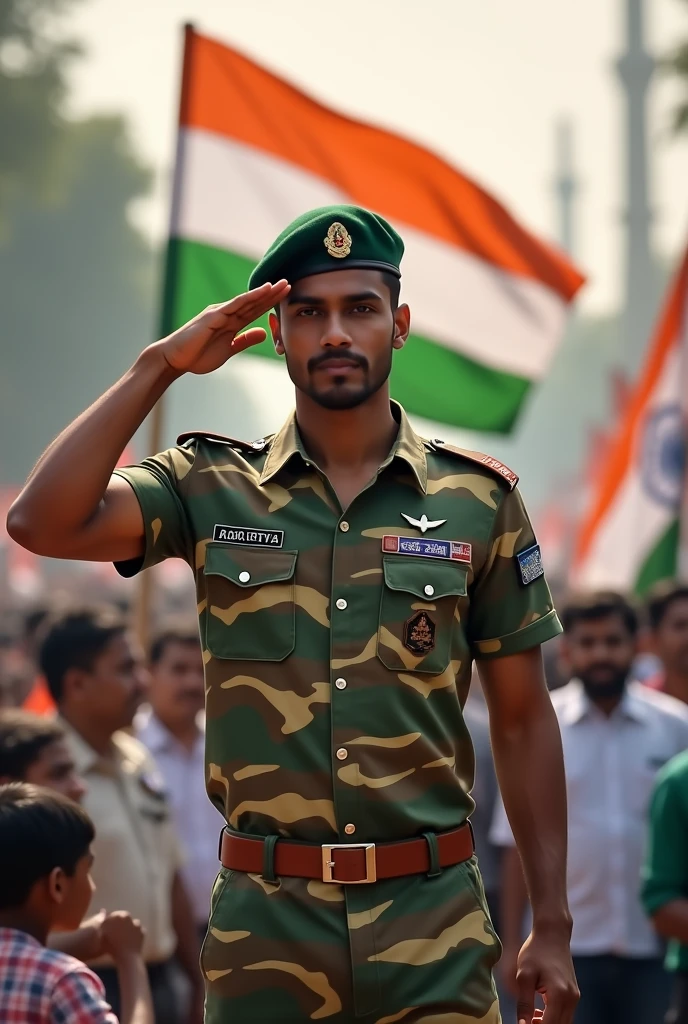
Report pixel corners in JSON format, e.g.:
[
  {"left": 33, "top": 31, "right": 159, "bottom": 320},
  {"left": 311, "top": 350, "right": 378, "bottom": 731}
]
[
  {"left": 172, "top": 872, "right": 202, "bottom": 987},
  {"left": 500, "top": 845, "right": 530, "bottom": 947},
  {"left": 653, "top": 900, "right": 688, "bottom": 944},
  {"left": 488, "top": 678, "right": 570, "bottom": 930},
  {"left": 8, "top": 345, "right": 177, "bottom": 548},
  {"left": 116, "top": 953, "right": 154, "bottom": 1024}
]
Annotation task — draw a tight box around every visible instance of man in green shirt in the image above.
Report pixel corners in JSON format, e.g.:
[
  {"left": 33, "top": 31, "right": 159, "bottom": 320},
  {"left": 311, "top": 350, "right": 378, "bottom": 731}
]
[
  {"left": 642, "top": 750, "right": 688, "bottom": 1024},
  {"left": 7, "top": 205, "right": 578, "bottom": 1023}
]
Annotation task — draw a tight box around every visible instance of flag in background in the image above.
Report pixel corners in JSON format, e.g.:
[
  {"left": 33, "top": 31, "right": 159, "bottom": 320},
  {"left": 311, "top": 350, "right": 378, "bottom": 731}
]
[
  {"left": 162, "top": 27, "right": 585, "bottom": 433},
  {"left": 573, "top": 245, "right": 688, "bottom": 593}
]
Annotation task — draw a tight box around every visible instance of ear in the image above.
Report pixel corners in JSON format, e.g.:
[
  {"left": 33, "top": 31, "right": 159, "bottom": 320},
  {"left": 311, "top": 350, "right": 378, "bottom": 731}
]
[
  {"left": 61, "top": 665, "right": 88, "bottom": 703},
  {"left": 392, "top": 303, "right": 410, "bottom": 351},
  {"left": 47, "top": 866, "right": 66, "bottom": 906},
  {"left": 557, "top": 636, "right": 572, "bottom": 671},
  {"left": 269, "top": 312, "right": 284, "bottom": 356}
]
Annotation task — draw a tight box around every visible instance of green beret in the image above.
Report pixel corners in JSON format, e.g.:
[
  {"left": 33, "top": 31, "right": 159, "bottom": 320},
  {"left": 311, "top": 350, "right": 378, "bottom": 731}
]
[{"left": 248, "top": 205, "right": 404, "bottom": 289}]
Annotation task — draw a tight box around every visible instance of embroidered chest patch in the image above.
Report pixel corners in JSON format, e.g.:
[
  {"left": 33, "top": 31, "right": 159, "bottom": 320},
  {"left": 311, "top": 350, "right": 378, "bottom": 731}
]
[
  {"left": 404, "top": 611, "right": 436, "bottom": 654},
  {"left": 213, "top": 524, "right": 284, "bottom": 548}
]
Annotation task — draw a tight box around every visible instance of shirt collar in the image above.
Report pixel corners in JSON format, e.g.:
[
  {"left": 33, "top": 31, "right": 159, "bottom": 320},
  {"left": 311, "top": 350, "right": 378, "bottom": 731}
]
[
  {"left": 59, "top": 718, "right": 105, "bottom": 774},
  {"left": 259, "top": 401, "right": 427, "bottom": 493},
  {"left": 559, "top": 679, "right": 645, "bottom": 725},
  {"left": 135, "top": 708, "right": 203, "bottom": 754}
]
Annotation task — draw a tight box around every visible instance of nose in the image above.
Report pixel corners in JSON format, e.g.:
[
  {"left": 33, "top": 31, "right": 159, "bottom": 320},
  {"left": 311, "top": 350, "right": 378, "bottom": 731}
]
[
  {"left": 320, "top": 312, "right": 352, "bottom": 349},
  {"left": 69, "top": 774, "right": 88, "bottom": 804}
]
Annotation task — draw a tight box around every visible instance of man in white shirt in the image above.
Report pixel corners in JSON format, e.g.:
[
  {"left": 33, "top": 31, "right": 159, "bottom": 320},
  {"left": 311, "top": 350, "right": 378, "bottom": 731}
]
[
  {"left": 490, "top": 591, "right": 688, "bottom": 1024},
  {"left": 136, "top": 624, "right": 224, "bottom": 939}
]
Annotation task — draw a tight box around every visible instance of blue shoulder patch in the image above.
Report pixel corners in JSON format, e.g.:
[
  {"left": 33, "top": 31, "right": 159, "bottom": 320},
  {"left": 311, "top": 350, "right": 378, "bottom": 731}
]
[{"left": 516, "top": 544, "right": 544, "bottom": 586}]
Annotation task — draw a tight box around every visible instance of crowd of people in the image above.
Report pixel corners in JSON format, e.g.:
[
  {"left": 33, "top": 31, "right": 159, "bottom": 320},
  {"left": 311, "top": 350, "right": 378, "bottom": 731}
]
[{"left": 0, "top": 582, "right": 687, "bottom": 1023}]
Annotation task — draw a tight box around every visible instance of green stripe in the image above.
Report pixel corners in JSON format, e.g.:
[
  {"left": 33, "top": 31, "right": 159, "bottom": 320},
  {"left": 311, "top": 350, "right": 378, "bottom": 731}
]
[
  {"left": 162, "top": 238, "right": 531, "bottom": 432},
  {"left": 634, "top": 518, "right": 680, "bottom": 596}
]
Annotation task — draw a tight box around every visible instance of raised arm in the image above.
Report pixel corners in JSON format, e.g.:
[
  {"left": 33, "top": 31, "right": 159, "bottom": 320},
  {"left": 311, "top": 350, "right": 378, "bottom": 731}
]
[
  {"left": 479, "top": 646, "right": 578, "bottom": 1024},
  {"left": 6, "top": 282, "right": 289, "bottom": 562}
]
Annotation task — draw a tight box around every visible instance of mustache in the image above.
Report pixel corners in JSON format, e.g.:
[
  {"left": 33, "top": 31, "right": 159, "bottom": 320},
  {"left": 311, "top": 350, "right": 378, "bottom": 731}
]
[{"left": 307, "top": 351, "right": 368, "bottom": 373}]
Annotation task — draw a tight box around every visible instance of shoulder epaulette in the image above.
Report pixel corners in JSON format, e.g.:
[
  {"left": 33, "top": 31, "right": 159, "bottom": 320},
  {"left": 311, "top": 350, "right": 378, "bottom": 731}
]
[
  {"left": 176, "top": 430, "right": 271, "bottom": 454},
  {"left": 428, "top": 438, "right": 519, "bottom": 490}
]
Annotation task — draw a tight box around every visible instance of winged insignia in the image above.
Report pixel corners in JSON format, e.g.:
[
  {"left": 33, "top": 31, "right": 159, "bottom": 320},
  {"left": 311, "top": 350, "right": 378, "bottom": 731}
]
[{"left": 400, "top": 513, "right": 447, "bottom": 534}]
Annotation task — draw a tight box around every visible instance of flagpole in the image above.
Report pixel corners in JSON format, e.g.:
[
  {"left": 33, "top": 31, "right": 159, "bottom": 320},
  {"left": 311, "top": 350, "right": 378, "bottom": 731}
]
[{"left": 134, "top": 22, "right": 195, "bottom": 652}]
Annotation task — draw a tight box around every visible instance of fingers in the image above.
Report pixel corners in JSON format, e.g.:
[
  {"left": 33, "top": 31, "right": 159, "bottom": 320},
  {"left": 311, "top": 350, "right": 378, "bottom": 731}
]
[
  {"left": 229, "top": 327, "right": 268, "bottom": 353},
  {"left": 539, "top": 983, "right": 579, "bottom": 1024},
  {"left": 213, "top": 280, "right": 290, "bottom": 322},
  {"left": 516, "top": 965, "right": 536, "bottom": 1024}
]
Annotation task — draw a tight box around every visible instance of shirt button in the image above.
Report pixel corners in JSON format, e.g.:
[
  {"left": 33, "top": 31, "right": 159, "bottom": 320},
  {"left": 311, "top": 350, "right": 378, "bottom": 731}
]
[
  {"left": 335, "top": 678, "right": 347, "bottom": 690},
  {"left": 238, "top": 571, "right": 251, "bottom": 584},
  {"left": 344, "top": 823, "right": 356, "bottom": 835},
  {"left": 424, "top": 584, "right": 435, "bottom": 597},
  {"left": 336, "top": 747, "right": 348, "bottom": 760},
  {"left": 335, "top": 598, "right": 347, "bottom": 611},
  {"left": 251, "top": 438, "right": 266, "bottom": 449},
  {"left": 340, "top": 521, "right": 350, "bottom": 533}
]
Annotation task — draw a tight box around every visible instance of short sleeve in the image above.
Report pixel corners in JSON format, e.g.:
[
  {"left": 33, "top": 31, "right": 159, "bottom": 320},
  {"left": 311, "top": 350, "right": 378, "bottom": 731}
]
[
  {"left": 51, "top": 967, "right": 118, "bottom": 1023},
  {"left": 641, "top": 764, "right": 688, "bottom": 916},
  {"left": 113, "top": 445, "right": 195, "bottom": 577},
  {"left": 468, "top": 485, "right": 562, "bottom": 659}
]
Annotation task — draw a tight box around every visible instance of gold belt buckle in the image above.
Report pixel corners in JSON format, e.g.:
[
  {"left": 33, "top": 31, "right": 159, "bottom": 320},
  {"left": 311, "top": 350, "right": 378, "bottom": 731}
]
[{"left": 321, "top": 842, "right": 377, "bottom": 883}]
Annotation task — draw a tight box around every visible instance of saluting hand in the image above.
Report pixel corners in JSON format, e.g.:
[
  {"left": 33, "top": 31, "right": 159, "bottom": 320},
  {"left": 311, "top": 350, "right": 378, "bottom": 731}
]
[{"left": 153, "top": 280, "right": 290, "bottom": 376}]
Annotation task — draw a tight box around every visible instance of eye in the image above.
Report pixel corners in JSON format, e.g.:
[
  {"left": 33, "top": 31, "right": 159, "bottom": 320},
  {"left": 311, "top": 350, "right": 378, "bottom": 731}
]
[
  {"left": 296, "top": 307, "right": 320, "bottom": 317},
  {"left": 351, "top": 304, "right": 373, "bottom": 314}
]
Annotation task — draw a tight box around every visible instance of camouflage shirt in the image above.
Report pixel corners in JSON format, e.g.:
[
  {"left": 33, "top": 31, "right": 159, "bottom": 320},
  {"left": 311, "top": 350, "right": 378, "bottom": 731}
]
[{"left": 115, "top": 401, "right": 560, "bottom": 1021}]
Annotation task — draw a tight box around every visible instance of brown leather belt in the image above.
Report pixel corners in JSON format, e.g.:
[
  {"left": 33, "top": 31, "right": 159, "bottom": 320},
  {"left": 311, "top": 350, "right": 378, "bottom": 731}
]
[{"left": 219, "top": 823, "right": 474, "bottom": 884}]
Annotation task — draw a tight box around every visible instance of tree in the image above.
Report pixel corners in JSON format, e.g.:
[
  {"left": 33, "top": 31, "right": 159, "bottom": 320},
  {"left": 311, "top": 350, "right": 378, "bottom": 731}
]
[
  {"left": 0, "top": 0, "right": 157, "bottom": 483},
  {"left": 666, "top": 0, "right": 688, "bottom": 132}
]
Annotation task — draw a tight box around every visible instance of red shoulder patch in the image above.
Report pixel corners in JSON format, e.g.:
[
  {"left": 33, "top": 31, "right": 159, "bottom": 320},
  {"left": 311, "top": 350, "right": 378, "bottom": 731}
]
[{"left": 429, "top": 439, "right": 519, "bottom": 490}]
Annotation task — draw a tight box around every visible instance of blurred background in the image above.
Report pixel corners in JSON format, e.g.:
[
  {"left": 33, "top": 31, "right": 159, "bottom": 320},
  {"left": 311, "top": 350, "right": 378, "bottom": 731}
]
[{"left": 1, "top": 0, "right": 687, "bottom": 627}]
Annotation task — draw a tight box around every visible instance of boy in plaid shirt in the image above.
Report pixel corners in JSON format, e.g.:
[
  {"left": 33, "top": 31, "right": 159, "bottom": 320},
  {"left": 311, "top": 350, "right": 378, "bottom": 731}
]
[{"left": 0, "top": 782, "right": 153, "bottom": 1024}]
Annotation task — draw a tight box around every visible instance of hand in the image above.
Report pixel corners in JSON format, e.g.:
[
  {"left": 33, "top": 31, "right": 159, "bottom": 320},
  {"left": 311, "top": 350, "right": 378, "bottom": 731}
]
[
  {"left": 71, "top": 909, "right": 108, "bottom": 961},
  {"left": 154, "top": 281, "right": 291, "bottom": 376},
  {"left": 498, "top": 940, "right": 520, "bottom": 998},
  {"left": 100, "top": 911, "right": 146, "bottom": 962},
  {"left": 515, "top": 928, "right": 579, "bottom": 1024}
]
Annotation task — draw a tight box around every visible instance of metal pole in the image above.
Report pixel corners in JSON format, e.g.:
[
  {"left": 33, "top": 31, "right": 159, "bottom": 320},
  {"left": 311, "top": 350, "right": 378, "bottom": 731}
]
[{"left": 134, "top": 22, "right": 195, "bottom": 652}]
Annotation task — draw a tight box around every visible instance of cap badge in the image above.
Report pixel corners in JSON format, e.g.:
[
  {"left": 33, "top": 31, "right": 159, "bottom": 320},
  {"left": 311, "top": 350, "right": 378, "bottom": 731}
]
[{"left": 324, "top": 222, "right": 352, "bottom": 259}]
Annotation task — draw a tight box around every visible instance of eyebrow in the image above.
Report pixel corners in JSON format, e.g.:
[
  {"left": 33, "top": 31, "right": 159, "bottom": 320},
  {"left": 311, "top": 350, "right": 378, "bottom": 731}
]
[{"left": 286, "top": 290, "right": 383, "bottom": 306}]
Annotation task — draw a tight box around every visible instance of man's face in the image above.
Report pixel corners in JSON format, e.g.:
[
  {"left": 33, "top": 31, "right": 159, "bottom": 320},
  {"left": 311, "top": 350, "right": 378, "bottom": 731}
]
[
  {"left": 77, "top": 632, "right": 148, "bottom": 733},
  {"left": 24, "top": 738, "right": 87, "bottom": 804},
  {"left": 562, "top": 614, "right": 636, "bottom": 698},
  {"left": 270, "top": 268, "right": 409, "bottom": 410},
  {"left": 148, "top": 640, "right": 205, "bottom": 728},
  {"left": 653, "top": 598, "right": 688, "bottom": 675}
]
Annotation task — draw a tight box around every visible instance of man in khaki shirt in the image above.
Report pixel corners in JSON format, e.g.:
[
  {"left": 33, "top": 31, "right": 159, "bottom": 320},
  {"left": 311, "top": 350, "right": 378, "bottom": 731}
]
[{"left": 38, "top": 606, "right": 203, "bottom": 1024}]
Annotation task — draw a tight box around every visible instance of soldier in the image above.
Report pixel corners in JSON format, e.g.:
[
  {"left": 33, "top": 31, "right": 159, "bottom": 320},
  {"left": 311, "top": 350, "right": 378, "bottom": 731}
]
[{"left": 8, "top": 205, "right": 578, "bottom": 1024}]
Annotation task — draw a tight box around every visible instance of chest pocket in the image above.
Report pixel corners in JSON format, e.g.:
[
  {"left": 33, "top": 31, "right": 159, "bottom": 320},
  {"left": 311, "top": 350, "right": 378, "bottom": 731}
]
[
  {"left": 377, "top": 556, "right": 468, "bottom": 675},
  {"left": 204, "top": 544, "right": 297, "bottom": 661}
]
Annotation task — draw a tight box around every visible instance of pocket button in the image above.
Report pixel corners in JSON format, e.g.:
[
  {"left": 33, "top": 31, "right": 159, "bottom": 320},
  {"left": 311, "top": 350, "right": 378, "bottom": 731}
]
[{"left": 238, "top": 571, "right": 251, "bottom": 583}]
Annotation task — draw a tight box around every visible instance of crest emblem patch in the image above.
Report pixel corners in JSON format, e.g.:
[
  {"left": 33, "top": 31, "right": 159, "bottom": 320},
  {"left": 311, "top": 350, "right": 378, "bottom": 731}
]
[
  {"left": 404, "top": 611, "right": 436, "bottom": 654},
  {"left": 324, "top": 222, "right": 352, "bottom": 258}
]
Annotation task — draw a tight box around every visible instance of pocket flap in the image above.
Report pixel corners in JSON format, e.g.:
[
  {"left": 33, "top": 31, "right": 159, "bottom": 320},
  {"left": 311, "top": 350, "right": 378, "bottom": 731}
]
[
  {"left": 205, "top": 543, "right": 297, "bottom": 587},
  {"left": 382, "top": 556, "right": 468, "bottom": 600}
]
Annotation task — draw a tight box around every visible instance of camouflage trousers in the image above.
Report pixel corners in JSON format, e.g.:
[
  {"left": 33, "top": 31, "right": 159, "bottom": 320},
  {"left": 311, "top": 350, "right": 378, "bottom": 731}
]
[{"left": 201, "top": 854, "right": 502, "bottom": 1023}]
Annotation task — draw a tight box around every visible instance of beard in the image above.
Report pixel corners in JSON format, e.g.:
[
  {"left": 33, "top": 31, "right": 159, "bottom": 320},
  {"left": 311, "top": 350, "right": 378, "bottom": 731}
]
[
  {"left": 286, "top": 337, "right": 394, "bottom": 411},
  {"left": 578, "top": 666, "right": 629, "bottom": 700}
]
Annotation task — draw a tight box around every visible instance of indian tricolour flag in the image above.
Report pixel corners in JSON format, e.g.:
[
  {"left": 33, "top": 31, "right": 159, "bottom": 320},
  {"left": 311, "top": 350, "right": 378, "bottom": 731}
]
[
  {"left": 162, "top": 26, "right": 584, "bottom": 432},
  {"left": 573, "top": 245, "right": 688, "bottom": 593}
]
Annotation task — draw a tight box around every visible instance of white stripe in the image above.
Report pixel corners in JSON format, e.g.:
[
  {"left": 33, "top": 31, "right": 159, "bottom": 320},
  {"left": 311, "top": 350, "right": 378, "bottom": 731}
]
[
  {"left": 173, "top": 129, "right": 569, "bottom": 380},
  {"left": 576, "top": 345, "right": 682, "bottom": 589}
]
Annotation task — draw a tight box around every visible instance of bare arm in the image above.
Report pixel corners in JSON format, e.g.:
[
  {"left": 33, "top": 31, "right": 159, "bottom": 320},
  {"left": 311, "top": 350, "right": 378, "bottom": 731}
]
[
  {"left": 652, "top": 901, "right": 688, "bottom": 944},
  {"left": 99, "top": 912, "right": 154, "bottom": 1024},
  {"left": 171, "top": 871, "right": 203, "bottom": 1024},
  {"left": 499, "top": 845, "right": 530, "bottom": 997},
  {"left": 479, "top": 646, "right": 578, "bottom": 1024},
  {"left": 6, "top": 282, "right": 289, "bottom": 562}
]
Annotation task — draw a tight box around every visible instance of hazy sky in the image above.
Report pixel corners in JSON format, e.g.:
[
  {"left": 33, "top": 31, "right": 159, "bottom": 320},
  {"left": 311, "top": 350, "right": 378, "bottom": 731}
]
[{"left": 66, "top": 0, "right": 688, "bottom": 316}]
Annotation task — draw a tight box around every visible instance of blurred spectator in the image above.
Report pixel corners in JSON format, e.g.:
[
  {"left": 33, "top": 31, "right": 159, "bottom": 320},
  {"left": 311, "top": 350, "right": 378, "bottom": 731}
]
[
  {"left": 0, "top": 708, "right": 85, "bottom": 802},
  {"left": 39, "top": 607, "right": 203, "bottom": 1024},
  {"left": 645, "top": 583, "right": 688, "bottom": 704},
  {"left": 642, "top": 749, "right": 688, "bottom": 1024},
  {"left": 0, "top": 782, "right": 153, "bottom": 1024},
  {"left": 491, "top": 591, "right": 688, "bottom": 1024},
  {"left": 135, "top": 623, "right": 222, "bottom": 939},
  {"left": 22, "top": 604, "right": 58, "bottom": 715}
]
